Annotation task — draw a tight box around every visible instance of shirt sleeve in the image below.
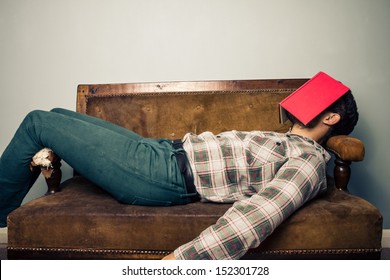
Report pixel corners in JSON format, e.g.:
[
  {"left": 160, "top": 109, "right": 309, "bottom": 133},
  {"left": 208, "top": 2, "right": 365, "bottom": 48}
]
[{"left": 174, "top": 153, "right": 327, "bottom": 260}]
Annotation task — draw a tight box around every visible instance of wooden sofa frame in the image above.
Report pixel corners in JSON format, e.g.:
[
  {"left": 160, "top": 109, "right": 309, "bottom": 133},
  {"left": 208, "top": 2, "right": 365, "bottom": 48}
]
[{"left": 7, "top": 78, "right": 383, "bottom": 260}]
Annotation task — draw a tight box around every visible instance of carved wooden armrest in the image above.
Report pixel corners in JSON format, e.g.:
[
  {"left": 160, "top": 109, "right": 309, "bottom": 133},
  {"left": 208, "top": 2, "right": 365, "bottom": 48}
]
[
  {"left": 326, "top": 135, "right": 365, "bottom": 192},
  {"left": 30, "top": 148, "right": 62, "bottom": 195}
]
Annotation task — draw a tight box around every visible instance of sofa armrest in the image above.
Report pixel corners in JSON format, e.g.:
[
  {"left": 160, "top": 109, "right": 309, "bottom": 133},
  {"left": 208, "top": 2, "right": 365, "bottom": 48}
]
[
  {"left": 31, "top": 148, "right": 62, "bottom": 194},
  {"left": 326, "top": 135, "right": 365, "bottom": 192},
  {"left": 326, "top": 135, "right": 365, "bottom": 161}
]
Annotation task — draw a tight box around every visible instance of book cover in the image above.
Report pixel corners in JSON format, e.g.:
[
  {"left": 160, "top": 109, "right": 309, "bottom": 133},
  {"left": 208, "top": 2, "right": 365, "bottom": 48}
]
[{"left": 279, "top": 71, "right": 350, "bottom": 125}]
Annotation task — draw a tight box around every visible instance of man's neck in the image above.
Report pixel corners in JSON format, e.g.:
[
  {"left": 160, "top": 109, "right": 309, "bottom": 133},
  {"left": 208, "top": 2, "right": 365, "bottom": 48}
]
[{"left": 290, "top": 124, "right": 330, "bottom": 144}]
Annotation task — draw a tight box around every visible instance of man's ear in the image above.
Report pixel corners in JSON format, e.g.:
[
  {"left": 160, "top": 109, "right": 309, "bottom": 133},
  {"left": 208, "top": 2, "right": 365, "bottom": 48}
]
[{"left": 323, "top": 112, "right": 341, "bottom": 126}]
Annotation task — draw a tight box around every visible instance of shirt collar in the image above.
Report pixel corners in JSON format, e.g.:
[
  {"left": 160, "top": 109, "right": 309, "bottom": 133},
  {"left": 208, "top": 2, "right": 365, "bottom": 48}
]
[{"left": 286, "top": 132, "right": 331, "bottom": 162}]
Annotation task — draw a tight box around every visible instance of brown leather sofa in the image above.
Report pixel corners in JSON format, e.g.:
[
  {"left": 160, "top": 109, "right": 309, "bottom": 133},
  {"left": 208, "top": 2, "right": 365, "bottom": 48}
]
[{"left": 7, "top": 79, "right": 383, "bottom": 259}]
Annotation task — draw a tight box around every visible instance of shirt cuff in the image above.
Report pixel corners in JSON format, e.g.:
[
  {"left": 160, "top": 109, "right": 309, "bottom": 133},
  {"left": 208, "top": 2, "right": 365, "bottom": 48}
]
[{"left": 174, "top": 241, "right": 202, "bottom": 260}]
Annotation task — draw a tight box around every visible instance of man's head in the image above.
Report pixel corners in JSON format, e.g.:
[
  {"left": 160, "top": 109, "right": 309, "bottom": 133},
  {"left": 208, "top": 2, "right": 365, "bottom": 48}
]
[{"left": 287, "top": 90, "right": 359, "bottom": 137}]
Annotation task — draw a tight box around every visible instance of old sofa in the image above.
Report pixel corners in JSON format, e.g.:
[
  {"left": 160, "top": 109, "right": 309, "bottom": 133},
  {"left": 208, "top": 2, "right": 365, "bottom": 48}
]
[{"left": 7, "top": 78, "right": 383, "bottom": 259}]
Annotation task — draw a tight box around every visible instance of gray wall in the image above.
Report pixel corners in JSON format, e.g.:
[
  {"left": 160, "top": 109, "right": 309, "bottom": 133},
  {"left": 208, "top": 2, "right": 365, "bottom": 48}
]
[{"left": 1, "top": 0, "right": 389, "bottom": 227}]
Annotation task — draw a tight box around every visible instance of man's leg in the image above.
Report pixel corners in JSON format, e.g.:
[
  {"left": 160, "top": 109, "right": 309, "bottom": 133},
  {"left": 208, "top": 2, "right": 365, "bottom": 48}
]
[
  {"left": 0, "top": 110, "right": 190, "bottom": 227},
  {"left": 49, "top": 108, "right": 143, "bottom": 139}
]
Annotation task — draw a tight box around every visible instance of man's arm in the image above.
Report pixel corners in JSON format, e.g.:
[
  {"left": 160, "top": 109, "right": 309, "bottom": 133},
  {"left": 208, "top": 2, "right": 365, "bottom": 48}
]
[{"left": 173, "top": 154, "right": 327, "bottom": 260}]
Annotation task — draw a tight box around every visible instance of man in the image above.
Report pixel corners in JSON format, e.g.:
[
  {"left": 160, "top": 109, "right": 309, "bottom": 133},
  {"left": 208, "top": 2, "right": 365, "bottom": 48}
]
[{"left": 0, "top": 72, "right": 358, "bottom": 260}]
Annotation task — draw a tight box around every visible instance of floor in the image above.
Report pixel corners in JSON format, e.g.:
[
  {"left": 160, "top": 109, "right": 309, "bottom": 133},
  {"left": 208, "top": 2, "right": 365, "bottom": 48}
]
[
  {"left": 382, "top": 248, "right": 390, "bottom": 259},
  {"left": 1, "top": 244, "right": 6, "bottom": 260},
  {"left": 0, "top": 244, "right": 389, "bottom": 260}
]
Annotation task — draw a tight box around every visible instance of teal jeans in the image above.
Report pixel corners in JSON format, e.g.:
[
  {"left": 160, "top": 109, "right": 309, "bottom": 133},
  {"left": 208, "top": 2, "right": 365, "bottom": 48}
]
[{"left": 0, "top": 108, "right": 197, "bottom": 227}]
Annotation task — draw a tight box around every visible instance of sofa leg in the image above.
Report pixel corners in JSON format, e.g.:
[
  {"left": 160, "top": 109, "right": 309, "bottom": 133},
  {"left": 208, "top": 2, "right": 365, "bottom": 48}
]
[
  {"left": 30, "top": 148, "right": 62, "bottom": 195},
  {"left": 334, "top": 158, "right": 351, "bottom": 192}
]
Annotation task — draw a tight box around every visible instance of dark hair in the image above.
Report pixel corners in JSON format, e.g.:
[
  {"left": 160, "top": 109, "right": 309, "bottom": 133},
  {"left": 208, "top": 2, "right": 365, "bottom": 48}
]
[{"left": 286, "top": 90, "right": 359, "bottom": 136}]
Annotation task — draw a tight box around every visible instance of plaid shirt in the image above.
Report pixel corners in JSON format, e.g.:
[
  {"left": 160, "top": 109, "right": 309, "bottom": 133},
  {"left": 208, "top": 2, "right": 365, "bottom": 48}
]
[{"left": 174, "top": 130, "right": 330, "bottom": 260}]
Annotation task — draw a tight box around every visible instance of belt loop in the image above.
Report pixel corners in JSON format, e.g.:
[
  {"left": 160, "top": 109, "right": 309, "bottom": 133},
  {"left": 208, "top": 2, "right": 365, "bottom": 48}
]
[{"left": 172, "top": 139, "right": 184, "bottom": 150}]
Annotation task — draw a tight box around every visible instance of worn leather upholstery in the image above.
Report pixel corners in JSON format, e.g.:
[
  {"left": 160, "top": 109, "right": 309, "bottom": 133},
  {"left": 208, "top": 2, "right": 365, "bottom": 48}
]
[
  {"left": 7, "top": 79, "right": 383, "bottom": 259},
  {"left": 8, "top": 176, "right": 382, "bottom": 259}
]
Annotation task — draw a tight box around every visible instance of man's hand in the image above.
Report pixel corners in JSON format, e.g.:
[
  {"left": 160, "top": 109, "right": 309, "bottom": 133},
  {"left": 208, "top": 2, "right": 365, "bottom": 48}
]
[{"left": 162, "top": 253, "right": 176, "bottom": 260}]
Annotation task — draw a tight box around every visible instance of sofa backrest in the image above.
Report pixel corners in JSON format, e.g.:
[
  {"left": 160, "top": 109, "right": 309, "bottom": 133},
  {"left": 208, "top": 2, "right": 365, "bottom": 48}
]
[{"left": 77, "top": 79, "right": 307, "bottom": 139}]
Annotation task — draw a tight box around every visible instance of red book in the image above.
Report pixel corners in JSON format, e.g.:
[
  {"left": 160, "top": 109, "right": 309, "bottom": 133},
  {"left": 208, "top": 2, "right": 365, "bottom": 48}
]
[{"left": 279, "top": 71, "right": 350, "bottom": 125}]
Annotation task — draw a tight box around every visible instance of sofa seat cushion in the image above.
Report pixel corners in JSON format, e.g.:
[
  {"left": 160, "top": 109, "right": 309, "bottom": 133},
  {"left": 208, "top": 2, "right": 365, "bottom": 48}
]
[{"left": 7, "top": 176, "right": 382, "bottom": 259}]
